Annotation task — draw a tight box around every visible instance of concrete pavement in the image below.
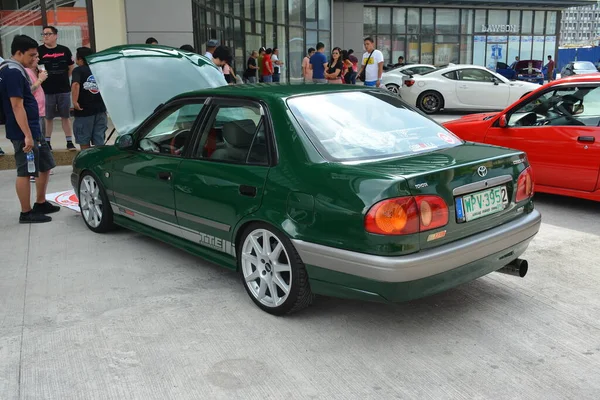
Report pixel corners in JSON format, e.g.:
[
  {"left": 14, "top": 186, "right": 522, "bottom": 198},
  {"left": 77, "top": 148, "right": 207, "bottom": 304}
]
[{"left": 1, "top": 164, "right": 600, "bottom": 399}]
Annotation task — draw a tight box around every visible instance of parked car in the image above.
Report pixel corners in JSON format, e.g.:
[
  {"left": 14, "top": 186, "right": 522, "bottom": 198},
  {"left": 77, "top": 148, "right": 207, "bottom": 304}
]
[
  {"left": 495, "top": 61, "right": 517, "bottom": 80},
  {"left": 381, "top": 63, "right": 435, "bottom": 95},
  {"left": 511, "top": 60, "right": 545, "bottom": 85},
  {"left": 561, "top": 61, "right": 600, "bottom": 77},
  {"left": 399, "top": 64, "right": 541, "bottom": 114},
  {"left": 443, "top": 74, "right": 600, "bottom": 202},
  {"left": 72, "top": 45, "right": 541, "bottom": 315}
]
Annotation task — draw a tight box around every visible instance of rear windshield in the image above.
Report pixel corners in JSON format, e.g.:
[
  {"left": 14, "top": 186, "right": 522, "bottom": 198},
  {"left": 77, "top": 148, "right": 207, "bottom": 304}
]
[
  {"left": 574, "top": 61, "right": 596, "bottom": 70},
  {"left": 286, "top": 91, "right": 462, "bottom": 162}
]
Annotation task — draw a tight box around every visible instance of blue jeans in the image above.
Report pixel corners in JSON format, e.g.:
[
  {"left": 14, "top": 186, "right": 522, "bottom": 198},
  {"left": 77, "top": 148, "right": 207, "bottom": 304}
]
[
  {"left": 273, "top": 73, "right": 280, "bottom": 82},
  {"left": 364, "top": 81, "right": 377, "bottom": 87},
  {"left": 263, "top": 75, "right": 273, "bottom": 83}
]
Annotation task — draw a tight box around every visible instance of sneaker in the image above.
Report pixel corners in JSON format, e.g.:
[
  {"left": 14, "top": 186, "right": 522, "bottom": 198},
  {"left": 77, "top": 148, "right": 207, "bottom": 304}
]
[
  {"left": 30, "top": 176, "right": 36, "bottom": 183},
  {"left": 67, "top": 141, "right": 76, "bottom": 151},
  {"left": 19, "top": 211, "right": 52, "bottom": 224},
  {"left": 49, "top": 169, "right": 54, "bottom": 175},
  {"left": 33, "top": 201, "right": 61, "bottom": 214}
]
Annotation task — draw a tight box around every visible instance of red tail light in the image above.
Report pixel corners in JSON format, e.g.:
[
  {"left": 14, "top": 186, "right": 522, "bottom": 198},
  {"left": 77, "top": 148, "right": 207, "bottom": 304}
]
[
  {"left": 515, "top": 166, "right": 535, "bottom": 202},
  {"left": 365, "top": 196, "right": 448, "bottom": 235},
  {"left": 404, "top": 79, "right": 415, "bottom": 87}
]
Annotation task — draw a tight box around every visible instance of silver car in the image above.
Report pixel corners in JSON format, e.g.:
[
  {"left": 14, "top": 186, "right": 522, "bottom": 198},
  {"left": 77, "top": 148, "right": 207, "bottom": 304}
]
[{"left": 561, "top": 61, "right": 600, "bottom": 77}]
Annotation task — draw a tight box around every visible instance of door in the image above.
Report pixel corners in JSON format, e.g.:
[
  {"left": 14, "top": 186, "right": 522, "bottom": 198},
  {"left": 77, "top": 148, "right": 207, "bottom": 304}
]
[
  {"left": 173, "top": 99, "right": 272, "bottom": 256},
  {"left": 111, "top": 101, "right": 206, "bottom": 226},
  {"left": 455, "top": 68, "right": 510, "bottom": 108},
  {"left": 485, "top": 84, "right": 600, "bottom": 192}
]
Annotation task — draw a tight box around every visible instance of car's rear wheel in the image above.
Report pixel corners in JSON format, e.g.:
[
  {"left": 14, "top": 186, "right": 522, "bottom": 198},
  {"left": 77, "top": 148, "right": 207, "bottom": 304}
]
[
  {"left": 79, "top": 172, "right": 114, "bottom": 233},
  {"left": 417, "top": 91, "right": 443, "bottom": 114},
  {"left": 239, "top": 223, "right": 313, "bottom": 315},
  {"left": 386, "top": 83, "right": 400, "bottom": 95}
]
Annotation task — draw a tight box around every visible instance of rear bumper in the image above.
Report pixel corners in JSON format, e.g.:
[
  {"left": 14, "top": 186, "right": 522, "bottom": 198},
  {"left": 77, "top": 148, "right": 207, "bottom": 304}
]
[{"left": 293, "top": 209, "right": 541, "bottom": 283}]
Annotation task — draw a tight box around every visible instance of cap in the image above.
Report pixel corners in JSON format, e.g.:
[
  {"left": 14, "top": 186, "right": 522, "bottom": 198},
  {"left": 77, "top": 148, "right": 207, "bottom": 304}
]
[{"left": 207, "top": 39, "right": 219, "bottom": 47}]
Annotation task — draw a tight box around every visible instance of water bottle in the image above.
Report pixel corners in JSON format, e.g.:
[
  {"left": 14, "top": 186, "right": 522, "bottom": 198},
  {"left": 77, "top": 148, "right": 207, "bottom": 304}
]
[{"left": 27, "top": 151, "right": 35, "bottom": 174}]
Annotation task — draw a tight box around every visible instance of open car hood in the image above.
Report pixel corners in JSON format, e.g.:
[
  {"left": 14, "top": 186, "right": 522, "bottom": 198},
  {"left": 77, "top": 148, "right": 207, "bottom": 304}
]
[
  {"left": 514, "top": 60, "right": 543, "bottom": 74},
  {"left": 87, "top": 45, "right": 227, "bottom": 135}
]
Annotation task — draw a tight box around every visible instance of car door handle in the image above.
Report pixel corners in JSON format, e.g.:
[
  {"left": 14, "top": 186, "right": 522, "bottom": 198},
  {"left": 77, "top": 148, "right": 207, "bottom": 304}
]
[
  {"left": 578, "top": 136, "right": 595, "bottom": 143},
  {"left": 239, "top": 185, "right": 257, "bottom": 197},
  {"left": 459, "top": 84, "right": 468, "bottom": 89},
  {"left": 157, "top": 171, "right": 172, "bottom": 181}
]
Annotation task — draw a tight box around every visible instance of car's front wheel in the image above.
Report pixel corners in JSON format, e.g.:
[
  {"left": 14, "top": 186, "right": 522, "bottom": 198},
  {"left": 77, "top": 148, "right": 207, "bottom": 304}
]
[
  {"left": 417, "top": 91, "right": 443, "bottom": 114},
  {"left": 239, "top": 223, "right": 313, "bottom": 315},
  {"left": 79, "top": 171, "right": 114, "bottom": 233},
  {"left": 386, "top": 83, "right": 400, "bottom": 95}
]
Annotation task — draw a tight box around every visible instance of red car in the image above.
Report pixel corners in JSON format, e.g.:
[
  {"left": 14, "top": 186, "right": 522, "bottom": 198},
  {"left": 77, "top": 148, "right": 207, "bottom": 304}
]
[{"left": 443, "top": 74, "right": 600, "bottom": 202}]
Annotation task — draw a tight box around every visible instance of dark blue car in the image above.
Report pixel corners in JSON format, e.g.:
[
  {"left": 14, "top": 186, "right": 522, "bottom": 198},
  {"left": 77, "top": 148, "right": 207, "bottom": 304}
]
[{"left": 495, "top": 61, "right": 517, "bottom": 80}]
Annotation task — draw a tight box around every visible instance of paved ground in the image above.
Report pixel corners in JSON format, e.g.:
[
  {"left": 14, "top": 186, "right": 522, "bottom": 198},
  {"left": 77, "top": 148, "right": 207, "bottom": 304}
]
[{"left": 1, "top": 114, "right": 600, "bottom": 399}]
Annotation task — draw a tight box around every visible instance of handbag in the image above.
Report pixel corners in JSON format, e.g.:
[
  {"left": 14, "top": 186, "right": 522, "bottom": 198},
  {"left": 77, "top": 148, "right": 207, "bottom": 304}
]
[{"left": 358, "top": 51, "right": 374, "bottom": 82}]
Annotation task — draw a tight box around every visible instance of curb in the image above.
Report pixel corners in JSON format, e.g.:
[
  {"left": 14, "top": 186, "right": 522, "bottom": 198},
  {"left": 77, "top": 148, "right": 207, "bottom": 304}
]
[{"left": 0, "top": 150, "right": 78, "bottom": 171}]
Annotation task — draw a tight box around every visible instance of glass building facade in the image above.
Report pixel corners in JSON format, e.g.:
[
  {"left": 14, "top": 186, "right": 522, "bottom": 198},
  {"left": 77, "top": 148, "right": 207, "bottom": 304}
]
[
  {"left": 0, "top": 0, "right": 95, "bottom": 59},
  {"left": 192, "top": 0, "right": 332, "bottom": 83},
  {"left": 364, "top": 7, "right": 559, "bottom": 69}
]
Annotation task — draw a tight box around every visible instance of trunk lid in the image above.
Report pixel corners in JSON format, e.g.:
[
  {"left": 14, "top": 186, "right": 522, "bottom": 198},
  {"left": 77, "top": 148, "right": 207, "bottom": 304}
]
[
  {"left": 87, "top": 45, "right": 227, "bottom": 135},
  {"left": 361, "top": 143, "right": 527, "bottom": 250}
]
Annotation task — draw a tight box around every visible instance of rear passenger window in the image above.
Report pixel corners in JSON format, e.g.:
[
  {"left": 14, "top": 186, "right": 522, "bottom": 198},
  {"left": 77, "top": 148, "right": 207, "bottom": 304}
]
[
  {"left": 443, "top": 71, "right": 457, "bottom": 80},
  {"left": 197, "top": 104, "right": 269, "bottom": 165}
]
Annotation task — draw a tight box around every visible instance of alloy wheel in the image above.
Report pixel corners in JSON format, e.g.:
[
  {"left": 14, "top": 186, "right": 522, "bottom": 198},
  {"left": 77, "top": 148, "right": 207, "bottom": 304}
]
[
  {"left": 241, "top": 229, "right": 292, "bottom": 308},
  {"left": 79, "top": 175, "right": 103, "bottom": 228},
  {"left": 421, "top": 93, "right": 440, "bottom": 113}
]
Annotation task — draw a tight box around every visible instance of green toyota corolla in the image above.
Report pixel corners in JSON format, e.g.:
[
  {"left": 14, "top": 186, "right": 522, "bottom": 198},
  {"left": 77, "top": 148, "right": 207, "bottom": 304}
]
[{"left": 71, "top": 45, "right": 541, "bottom": 315}]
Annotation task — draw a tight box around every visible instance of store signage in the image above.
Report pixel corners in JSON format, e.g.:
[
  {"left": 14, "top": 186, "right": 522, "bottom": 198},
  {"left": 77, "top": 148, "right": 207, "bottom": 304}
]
[{"left": 481, "top": 24, "right": 519, "bottom": 33}]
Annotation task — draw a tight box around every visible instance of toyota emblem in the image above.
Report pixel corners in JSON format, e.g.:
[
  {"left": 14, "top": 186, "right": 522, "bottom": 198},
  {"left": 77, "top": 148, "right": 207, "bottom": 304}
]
[{"left": 477, "top": 166, "right": 488, "bottom": 177}]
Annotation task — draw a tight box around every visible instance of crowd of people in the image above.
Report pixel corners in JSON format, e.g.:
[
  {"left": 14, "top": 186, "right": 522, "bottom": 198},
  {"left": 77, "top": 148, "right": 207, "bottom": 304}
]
[{"left": 0, "top": 28, "right": 108, "bottom": 223}]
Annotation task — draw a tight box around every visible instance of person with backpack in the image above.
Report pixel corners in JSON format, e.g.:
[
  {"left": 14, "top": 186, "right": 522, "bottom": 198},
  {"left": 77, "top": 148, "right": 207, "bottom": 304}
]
[
  {"left": 0, "top": 35, "right": 59, "bottom": 223},
  {"left": 71, "top": 47, "right": 107, "bottom": 150}
]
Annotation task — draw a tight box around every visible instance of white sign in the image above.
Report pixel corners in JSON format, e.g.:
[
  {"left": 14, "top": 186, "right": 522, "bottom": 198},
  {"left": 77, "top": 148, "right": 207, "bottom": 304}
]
[
  {"left": 46, "top": 190, "right": 81, "bottom": 213},
  {"left": 481, "top": 24, "right": 519, "bottom": 33}
]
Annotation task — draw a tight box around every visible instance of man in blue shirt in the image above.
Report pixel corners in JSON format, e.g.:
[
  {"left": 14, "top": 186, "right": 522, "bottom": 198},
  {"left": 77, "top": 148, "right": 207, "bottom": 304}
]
[
  {"left": 0, "top": 35, "right": 59, "bottom": 223},
  {"left": 309, "top": 42, "right": 328, "bottom": 84}
]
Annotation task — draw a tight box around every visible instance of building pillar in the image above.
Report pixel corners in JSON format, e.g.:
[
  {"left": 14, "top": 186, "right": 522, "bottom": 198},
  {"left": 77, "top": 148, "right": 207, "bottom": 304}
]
[{"left": 92, "top": 0, "right": 127, "bottom": 51}]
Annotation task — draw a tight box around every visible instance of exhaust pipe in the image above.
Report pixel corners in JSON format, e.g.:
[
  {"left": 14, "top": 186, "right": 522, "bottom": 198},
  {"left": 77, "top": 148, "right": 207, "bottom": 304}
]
[{"left": 497, "top": 258, "right": 528, "bottom": 278}]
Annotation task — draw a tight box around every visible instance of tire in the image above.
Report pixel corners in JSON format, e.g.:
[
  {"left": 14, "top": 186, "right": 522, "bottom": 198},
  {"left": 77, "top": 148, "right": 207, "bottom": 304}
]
[
  {"left": 386, "top": 83, "right": 400, "bottom": 95},
  {"left": 238, "top": 223, "right": 313, "bottom": 315},
  {"left": 417, "top": 91, "right": 443, "bottom": 114},
  {"left": 78, "top": 171, "right": 115, "bottom": 233}
]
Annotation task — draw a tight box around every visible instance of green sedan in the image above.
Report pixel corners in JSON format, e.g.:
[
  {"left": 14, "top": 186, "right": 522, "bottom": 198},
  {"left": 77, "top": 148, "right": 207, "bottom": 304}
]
[{"left": 71, "top": 45, "right": 541, "bottom": 315}]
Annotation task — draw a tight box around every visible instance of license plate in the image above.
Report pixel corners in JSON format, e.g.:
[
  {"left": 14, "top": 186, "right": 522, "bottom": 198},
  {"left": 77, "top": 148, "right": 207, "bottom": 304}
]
[{"left": 455, "top": 186, "right": 508, "bottom": 222}]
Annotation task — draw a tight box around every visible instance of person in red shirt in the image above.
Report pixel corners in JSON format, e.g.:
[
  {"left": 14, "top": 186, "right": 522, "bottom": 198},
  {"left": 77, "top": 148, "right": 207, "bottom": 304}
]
[{"left": 262, "top": 48, "right": 274, "bottom": 83}]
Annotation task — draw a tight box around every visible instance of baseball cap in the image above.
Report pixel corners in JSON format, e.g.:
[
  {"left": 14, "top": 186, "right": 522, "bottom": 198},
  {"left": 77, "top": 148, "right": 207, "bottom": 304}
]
[{"left": 207, "top": 39, "right": 219, "bottom": 47}]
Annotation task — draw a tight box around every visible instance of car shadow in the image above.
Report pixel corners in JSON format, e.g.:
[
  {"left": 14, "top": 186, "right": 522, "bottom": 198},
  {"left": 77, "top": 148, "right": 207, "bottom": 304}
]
[{"left": 533, "top": 192, "right": 600, "bottom": 236}]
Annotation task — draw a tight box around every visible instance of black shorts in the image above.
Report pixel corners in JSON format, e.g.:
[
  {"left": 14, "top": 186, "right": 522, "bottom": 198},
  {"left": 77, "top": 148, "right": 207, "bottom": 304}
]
[{"left": 11, "top": 139, "right": 56, "bottom": 177}]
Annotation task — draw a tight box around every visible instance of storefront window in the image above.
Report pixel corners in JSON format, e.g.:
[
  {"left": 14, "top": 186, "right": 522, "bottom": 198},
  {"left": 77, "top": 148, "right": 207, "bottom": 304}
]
[
  {"left": 318, "top": 0, "right": 330, "bottom": 30},
  {"left": 436, "top": 9, "right": 459, "bottom": 34},
  {"left": 393, "top": 8, "right": 406, "bottom": 34},
  {"left": 233, "top": 0, "right": 242, "bottom": 17},
  {"left": 460, "top": 35, "right": 473, "bottom": 64},
  {"left": 277, "top": 25, "right": 287, "bottom": 82},
  {"left": 318, "top": 31, "right": 330, "bottom": 51},
  {"left": 545, "top": 36, "right": 556, "bottom": 60},
  {"left": 276, "top": 0, "right": 286, "bottom": 25},
  {"left": 289, "top": 26, "right": 304, "bottom": 82},
  {"left": 408, "top": 35, "right": 419, "bottom": 63},
  {"left": 288, "top": 0, "right": 301, "bottom": 25},
  {"left": 306, "top": 30, "right": 317, "bottom": 49},
  {"left": 507, "top": 36, "right": 520, "bottom": 65},
  {"left": 435, "top": 39, "right": 459, "bottom": 65},
  {"left": 244, "top": 0, "right": 252, "bottom": 19},
  {"left": 532, "top": 35, "right": 544, "bottom": 60},
  {"left": 407, "top": 8, "right": 419, "bottom": 35},
  {"left": 364, "top": 7, "right": 376, "bottom": 34},
  {"left": 421, "top": 35, "right": 433, "bottom": 64},
  {"left": 377, "top": 8, "right": 391, "bottom": 34},
  {"left": 475, "top": 10, "right": 486, "bottom": 33},
  {"left": 488, "top": 10, "right": 508, "bottom": 27},
  {"left": 461, "top": 9, "right": 473, "bottom": 34},
  {"left": 265, "top": 0, "right": 274, "bottom": 22},
  {"left": 392, "top": 35, "right": 406, "bottom": 62},
  {"left": 421, "top": 9, "right": 434, "bottom": 35},
  {"left": 521, "top": 11, "right": 533, "bottom": 34},
  {"left": 509, "top": 10, "right": 520, "bottom": 26},
  {"left": 546, "top": 12, "right": 557, "bottom": 35},
  {"left": 520, "top": 36, "right": 532, "bottom": 59},
  {"left": 255, "top": 0, "right": 263, "bottom": 21},
  {"left": 306, "top": 0, "right": 317, "bottom": 29},
  {"left": 473, "top": 36, "right": 486, "bottom": 66},
  {"left": 265, "top": 23, "right": 275, "bottom": 47},
  {"left": 377, "top": 35, "right": 391, "bottom": 63},
  {"left": 533, "top": 11, "right": 545, "bottom": 35}
]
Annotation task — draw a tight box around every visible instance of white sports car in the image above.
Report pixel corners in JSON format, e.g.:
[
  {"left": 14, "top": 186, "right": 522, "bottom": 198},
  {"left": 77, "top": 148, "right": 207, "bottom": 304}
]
[
  {"left": 382, "top": 64, "right": 435, "bottom": 95},
  {"left": 399, "top": 64, "right": 541, "bottom": 114}
]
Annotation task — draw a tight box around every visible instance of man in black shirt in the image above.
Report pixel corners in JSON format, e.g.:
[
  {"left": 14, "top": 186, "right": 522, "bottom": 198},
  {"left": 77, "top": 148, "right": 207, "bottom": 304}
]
[
  {"left": 71, "top": 47, "right": 107, "bottom": 150},
  {"left": 244, "top": 51, "right": 259, "bottom": 83},
  {"left": 38, "top": 25, "right": 75, "bottom": 151}
]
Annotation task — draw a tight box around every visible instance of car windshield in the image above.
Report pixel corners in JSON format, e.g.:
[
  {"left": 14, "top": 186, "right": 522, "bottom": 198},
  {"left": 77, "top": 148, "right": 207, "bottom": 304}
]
[
  {"left": 574, "top": 61, "right": 596, "bottom": 70},
  {"left": 287, "top": 91, "right": 461, "bottom": 162}
]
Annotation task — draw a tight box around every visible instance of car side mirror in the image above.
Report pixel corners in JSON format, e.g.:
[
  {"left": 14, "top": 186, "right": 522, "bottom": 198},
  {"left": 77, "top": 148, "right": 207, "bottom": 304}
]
[
  {"left": 116, "top": 134, "right": 134, "bottom": 150},
  {"left": 498, "top": 115, "right": 508, "bottom": 128},
  {"left": 492, "top": 77, "right": 499, "bottom": 85},
  {"left": 573, "top": 104, "right": 584, "bottom": 115}
]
